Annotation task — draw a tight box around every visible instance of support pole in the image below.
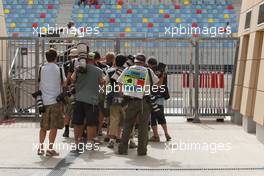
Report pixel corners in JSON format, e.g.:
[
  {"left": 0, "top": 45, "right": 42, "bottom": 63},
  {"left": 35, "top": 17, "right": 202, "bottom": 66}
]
[{"left": 193, "top": 40, "right": 201, "bottom": 123}]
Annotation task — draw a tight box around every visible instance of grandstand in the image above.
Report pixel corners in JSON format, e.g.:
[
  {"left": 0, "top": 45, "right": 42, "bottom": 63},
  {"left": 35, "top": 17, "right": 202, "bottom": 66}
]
[{"left": 2, "top": 0, "right": 239, "bottom": 38}]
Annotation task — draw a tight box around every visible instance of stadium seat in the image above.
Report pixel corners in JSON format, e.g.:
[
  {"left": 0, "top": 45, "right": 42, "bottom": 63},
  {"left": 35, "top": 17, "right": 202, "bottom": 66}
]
[
  {"left": 3, "top": 0, "right": 238, "bottom": 37},
  {"left": 3, "top": 0, "right": 59, "bottom": 36}
]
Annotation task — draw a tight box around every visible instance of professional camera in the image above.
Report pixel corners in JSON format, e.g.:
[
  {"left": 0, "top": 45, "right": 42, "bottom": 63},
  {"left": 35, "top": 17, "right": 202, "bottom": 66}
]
[
  {"left": 75, "top": 43, "right": 89, "bottom": 73},
  {"left": 56, "top": 85, "right": 76, "bottom": 103},
  {"left": 148, "top": 95, "right": 161, "bottom": 113},
  {"left": 75, "top": 53, "right": 87, "bottom": 73},
  {"left": 155, "top": 62, "right": 167, "bottom": 77},
  {"left": 124, "top": 55, "right": 135, "bottom": 68},
  {"left": 111, "top": 54, "right": 135, "bottom": 81},
  {"left": 32, "top": 90, "right": 45, "bottom": 114}
]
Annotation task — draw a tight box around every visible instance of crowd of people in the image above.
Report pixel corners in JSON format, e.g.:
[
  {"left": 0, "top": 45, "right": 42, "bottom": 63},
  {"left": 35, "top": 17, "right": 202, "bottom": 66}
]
[{"left": 36, "top": 42, "right": 171, "bottom": 157}]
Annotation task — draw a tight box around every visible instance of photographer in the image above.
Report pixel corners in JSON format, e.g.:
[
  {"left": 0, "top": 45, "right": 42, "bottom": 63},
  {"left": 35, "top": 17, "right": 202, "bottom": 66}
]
[
  {"left": 37, "top": 48, "right": 66, "bottom": 156},
  {"left": 62, "top": 48, "right": 79, "bottom": 138},
  {"left": 117, "top": 54, "right": 160, "bottom": 156},
  {"left": 106, "top": 54, "right": 127, "bottom": 148},
  {"left": 93, "top": 51, "right": 109, "bottom": 137},
  {"left": 71, "top": 52, "right": 104, "bottom": 151},
  {"left": 147, "top": 57, "right": 171, "bottom": 142}
]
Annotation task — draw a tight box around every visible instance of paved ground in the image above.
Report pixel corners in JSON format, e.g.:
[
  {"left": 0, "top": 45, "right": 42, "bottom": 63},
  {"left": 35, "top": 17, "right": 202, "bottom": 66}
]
[{"left": 0, "top": 117, "right": 264, "bottom": 176}]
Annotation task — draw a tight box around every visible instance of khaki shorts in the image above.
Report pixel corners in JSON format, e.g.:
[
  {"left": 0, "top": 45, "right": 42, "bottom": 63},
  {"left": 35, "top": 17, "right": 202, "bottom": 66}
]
[
  {"left": 108, "top": 105, "right": 125, "bottom": 136},
  {"left": 98, "top": 93, "right": 110, "bottom": 117},
  {"left": 41, "top": 103, "right": 64, "bottom": 130},
  {"left": 64, "top": 96, "right": 75, "bottom": 118}
]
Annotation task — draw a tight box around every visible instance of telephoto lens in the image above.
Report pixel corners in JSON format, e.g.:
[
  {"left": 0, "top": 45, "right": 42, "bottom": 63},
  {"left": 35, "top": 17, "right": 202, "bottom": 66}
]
[
  {"left": 37, "top": 96, "right": 45, "bottom": 114},
  {"left": 75, "top": 52, "right": 87, "bottom": 73},
  {"left": 150, "top": 95, "right": 161, "bottom": 112},
  {"left": 76, "top": 43, "right": 89, "bottom": 54},
  {"left": 31, "top": 90, "right": 45, "bottom": 114}
]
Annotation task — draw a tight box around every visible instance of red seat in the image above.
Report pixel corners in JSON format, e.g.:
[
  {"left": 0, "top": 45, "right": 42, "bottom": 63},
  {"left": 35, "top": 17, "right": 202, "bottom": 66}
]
[
  {"left": 196, "top": 9, "right": 202, "bottom": 14},
  {"left": 32, "top": 23, "right": 38, "bottom": 28},
  {"left": 175, "top": 4, "right": 181, "bottom": 9},
  {"left": 109, "top": 18, "right": 116, "bottom": 23},
  {"left": 40, "top": 13, "right": 46, "bottom": 18},
  {"left": 227, "top": 5, "right": 234, "bottom": 10},
  {"left": 117, "top": 0, "right": 123, "bottom": 5},
  {"left": 147, "top": 23, "right": 154, "bottom": 28},
  {"left": 164, "top": 14, "right": 170, "bottom": 18},
  {"left": 47, "top": 4, "right": 53, "bottom": 10},
  {"left": 127, "top": 9, "right": 133, "bottom": 14},
  {"left": 192, "top": 22, "right": 198, "bottom": 27}
]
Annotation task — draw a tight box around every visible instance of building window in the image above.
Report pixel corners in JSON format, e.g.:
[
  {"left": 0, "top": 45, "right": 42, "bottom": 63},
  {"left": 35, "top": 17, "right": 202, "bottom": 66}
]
[
  {"left": 258, "top": 3, "right": 264, "bottom": 25},
  {"left": 245, "top": 11, "right": 251, "bottom": 29}
]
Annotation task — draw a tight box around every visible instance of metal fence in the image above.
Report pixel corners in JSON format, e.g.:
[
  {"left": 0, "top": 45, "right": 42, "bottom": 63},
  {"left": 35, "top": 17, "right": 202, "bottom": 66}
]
[{"left": 0, "top": 37, "right": 238, "bottom": 119}]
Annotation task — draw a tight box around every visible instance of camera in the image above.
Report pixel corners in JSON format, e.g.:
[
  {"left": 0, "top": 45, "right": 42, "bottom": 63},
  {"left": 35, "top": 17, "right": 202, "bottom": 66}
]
[
  {"left": 32, "top": 90, "right": 45, "bottom": 114},
  {"left": 148, "top": 95, "right": 161, "bottom": 113},
  {"left": 111, "top": 55, "right": 135, "bottom": 81},
  {"left": 123, "top": 55, "right": 135, "bottom": 68},
  {"left": 155, "top": 62, "right": 167, "bottom": 77},
  {"left": 75, "top": 43, "right": 89, "bottom": 73},
  {"left": 56, "top": 85, "right": 76, "bottom": 103},
  {"left": 75, "top": 53, "right": 87, "bottom": 73}
]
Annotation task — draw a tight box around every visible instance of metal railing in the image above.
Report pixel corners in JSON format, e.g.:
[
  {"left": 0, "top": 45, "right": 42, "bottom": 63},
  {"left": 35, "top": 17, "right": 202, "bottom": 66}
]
[{"left": 0, "top": 37, "right": 239, "bottom": 119}]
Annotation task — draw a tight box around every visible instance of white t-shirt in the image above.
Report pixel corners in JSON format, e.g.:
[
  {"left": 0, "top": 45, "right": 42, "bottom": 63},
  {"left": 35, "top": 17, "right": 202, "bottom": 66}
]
[
  {"left": 117, "top": 65, "right": 159, "bottom": 99},
  {"left": 39, "top": 63, "right": 66, "bottom": 105}
]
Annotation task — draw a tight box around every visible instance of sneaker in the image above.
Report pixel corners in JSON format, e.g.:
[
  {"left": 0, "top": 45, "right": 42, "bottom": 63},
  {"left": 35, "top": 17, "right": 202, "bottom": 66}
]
[
  {"left": 63, "top": 130, "right": 69, "bottom": 138},
  {"left": 37, "top": 149, "right": 45, "bottom": 156},
  {"left": 46, "top": 150, "right": 59, "bottom": 157},
  {"left": 118, "top": 143, "right": 128, "bottom": 155},
  {"left": 107, "top": 140, "right": 115, "bottom": 149},
  {"left": 165, "top": 134, "right": 172, "bottom": 141},
  {"left": 129, "top": 140, "right": 138, "bottom": 149},
  {"left": 149, "top": 136, "right": 160, "bottom": 142}
]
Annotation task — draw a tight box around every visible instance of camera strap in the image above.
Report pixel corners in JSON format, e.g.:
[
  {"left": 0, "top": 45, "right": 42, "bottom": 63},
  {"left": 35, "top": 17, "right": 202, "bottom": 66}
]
[
  {"left": 147, "top": 68, "right": 153, "bottom": 94},
  {"left": 59, "top": 67, "right": 63, "bottom": 84},
  {"left": 38, "top": 66, "right": 42, "bottom": 83}
]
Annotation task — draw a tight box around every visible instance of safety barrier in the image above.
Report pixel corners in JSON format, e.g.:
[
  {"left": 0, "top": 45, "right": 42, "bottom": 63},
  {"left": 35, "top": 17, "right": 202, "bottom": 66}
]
[{"left": 0, "top": 37, "right": 238, "bottom": 119}]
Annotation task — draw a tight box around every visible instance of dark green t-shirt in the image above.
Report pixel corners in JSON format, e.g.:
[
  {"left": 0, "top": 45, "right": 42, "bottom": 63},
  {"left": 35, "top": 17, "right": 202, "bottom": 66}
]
[{"left": 75, "top": 64, "right": 103, "bottom": 105}]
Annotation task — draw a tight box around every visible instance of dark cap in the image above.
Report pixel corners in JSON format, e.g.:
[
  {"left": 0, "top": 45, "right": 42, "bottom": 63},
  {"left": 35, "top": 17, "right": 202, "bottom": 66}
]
[
  {"left": 147, "top": 57, "right": 158, "bottom": 66},
  {"left": 93, "top": 51, "right": 101, "bottom": 60},
  {"left": 134, "top": 53, "right": 146, "bottom": 63}
]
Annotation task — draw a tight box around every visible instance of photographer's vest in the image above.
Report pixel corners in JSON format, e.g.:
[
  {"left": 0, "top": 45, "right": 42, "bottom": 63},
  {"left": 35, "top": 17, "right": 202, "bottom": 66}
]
[{"left": 122, "top": 66, "right": 149, "bottom": 99}]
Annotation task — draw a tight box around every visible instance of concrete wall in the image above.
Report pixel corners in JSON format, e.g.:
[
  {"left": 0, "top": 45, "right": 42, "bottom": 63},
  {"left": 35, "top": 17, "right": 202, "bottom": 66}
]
[
  {"left": 232, "top": 0, "right": 264, "bottom": 140},
  {"left": 0, "top": 0, "right": 7, "bottom": 117}
]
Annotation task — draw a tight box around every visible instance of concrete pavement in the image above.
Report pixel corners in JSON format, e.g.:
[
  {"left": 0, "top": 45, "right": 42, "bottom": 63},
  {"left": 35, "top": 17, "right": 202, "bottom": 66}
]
[{"left": 0, "top": 117, "right": 264, "bottom": 176}]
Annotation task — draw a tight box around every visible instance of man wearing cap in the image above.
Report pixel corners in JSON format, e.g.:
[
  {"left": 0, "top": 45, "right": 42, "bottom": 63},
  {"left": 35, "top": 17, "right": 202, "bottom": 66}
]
[
  {"left": 117, "top": 53, "right": 160, "bottom": 156},
  {"left": 71, "top": 52, "right": 104, "bottom": 151},
  {"left": 62, "top": 48, "right": 79, "bottom": 138}
]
